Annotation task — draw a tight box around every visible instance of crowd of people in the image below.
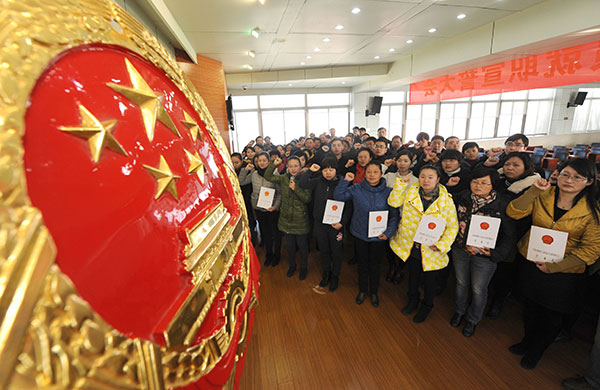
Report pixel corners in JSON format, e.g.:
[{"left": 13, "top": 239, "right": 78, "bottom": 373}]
[{"left": 230, "top": 127, "right": 600, "bottom": 387}]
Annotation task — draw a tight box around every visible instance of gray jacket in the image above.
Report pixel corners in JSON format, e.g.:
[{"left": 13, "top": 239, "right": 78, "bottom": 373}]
[{"left": 238, "top": 169, "right": 282, "bottom": 211}]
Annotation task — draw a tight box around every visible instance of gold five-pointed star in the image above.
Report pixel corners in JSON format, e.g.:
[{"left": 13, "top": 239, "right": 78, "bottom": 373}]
[
  {"left": 59, "top": 105, "right": 128, "bottom": 163},
  {"left": 181, "top": 110, "right": 202, "bottom": 142},
  {"left": 107, "top": 58, "right": 180, "bottom": 142},
  {"left": 185, "top": 149, "right": 205, "bottom": 184},
  {"left": 144, "top": 155, "right": 181, "bottom": 200}
]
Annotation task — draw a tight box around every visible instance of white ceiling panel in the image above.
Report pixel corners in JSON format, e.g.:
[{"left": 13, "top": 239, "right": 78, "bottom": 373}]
[
  {"left": 278, "top": 33, "right": 370, "bottom": 54},
  {"left": 289, "top": 0, "right": 418, "bottom": 35},
  {"left": 387, "top": 4, "right": 511, "bottom": 37},
  {"left": 436, "top": 0, "right": 546, "bottom": 11},
  {"left": 163, "top": 0, "right": 289, "bottom": 32},
  {"left": 269, "top": 53, "right": 341, "bottom": 69},
  {"left": 186, "top": 32, "right": 275, "bottom": 54},
  {"left": 355, "top": 34, "right": 440, "bottom": 54}
]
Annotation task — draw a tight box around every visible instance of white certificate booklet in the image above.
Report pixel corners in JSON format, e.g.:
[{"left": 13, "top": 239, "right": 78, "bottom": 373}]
[
  {"left": 466, "top": 215, "right": 502, "bottom": 249},
  {"left": 413, "top": 215, "right": 446, "bottom": 246},
  {"left": 323, "top": 200, "right": 344, "bottom": 224},
  {"left": 257, "top": 186, "right": 275, "bottom": 209},
  {"left": 368, "top": 211, "right": 388, "bottom": 238},
  {"left": 526, "top": 225, "right": 569, "bottom": 263}
]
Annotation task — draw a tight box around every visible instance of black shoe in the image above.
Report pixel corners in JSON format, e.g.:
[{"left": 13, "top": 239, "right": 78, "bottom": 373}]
[
  {"left": 356, "top": 292, "right": 366, "bottom": 305},
  {"left": 462, "top": 321, "right": 477, "bottom": 337},
  {"left": 413, "top": 305, "right": 433, "bottom": 324},
  {"left": 386, "top": 264, "right": 396, "bottom": 282},
  {"left": 486, "top": 298, "right": 504, "bottom": 320},
  {"left": 450, "top": 313, "right": 464, "bottom": 328},
  {"left": 319, "top": 272, "right": 331, "bottom": 287},
  {"left": 508, "top": 342, "right": 529, "bottom": 355},
  {"left": 329, "top": 276, "right": 339, "bottom": 292},
  {"left": 271, "top": 255, "right": 280, "bottom": 267},
  {"left": 299, "top": 268, "right": 307, "bottom": 280},
  {"left": 520, "top": 352, "right": 542, "bottom": 370},
  {"left": 348, "top": 257, "right": 357, "bottom": 265},
  {"left": 286, "top": 266, "right": 296, "bottom": 277},
  {"left": 554, "top": 329, "right": 573, "bottom": 343},
  {"left": 402, "top": 299, "right": 419, "bottom": 315},
  {"left": 370, "top": 294, "right": 379, "bottom": 308},
  {"left": 562, "top": 376, "right": 596, "bottom": 390},
  {"left": 392, "top": 269, "right": 404, "bottom": 285}
]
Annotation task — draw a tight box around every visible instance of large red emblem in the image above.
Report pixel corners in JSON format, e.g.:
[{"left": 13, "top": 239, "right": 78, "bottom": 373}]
[{"left": 21, "top": 44, "right": 259, "bottom": 389}]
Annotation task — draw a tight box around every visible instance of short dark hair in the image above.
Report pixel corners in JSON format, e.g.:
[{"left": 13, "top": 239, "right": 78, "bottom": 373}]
[
  {"left": 470, "top": 168, "right": 499, "bottom": 187},
  {"left": 255, "top": 136, "right": 263, "bottom": 141},
  {"left": 462, "top": 141, "right": 480, "bottom": 153},
  {"left": 375, "top": 137, "right": 389, "bottom": 146},
  {"left": 503, "top": 151, "right": 535, "bottom": 179},
  {"left": 365, "top": 161, "right": 383, "bottom": 173},
  {"left": 392, "top": 135, "right": 402, "bottom": 142},
  {"left": 269, "top": 149, "right": 281, "bottom": 158},
  {"left": 397, "top": 149, "right": 412, "bottom": 159},
  {"left": 418, "top": 164, "right": 441, "bottom": 177},
  {"left": 331, "top": 137, "right": 343, "bottom": 145},
  {"left": 416, "top": 132, "right": 430, "bottom": 142},
  {"left": 505, "top": 134, "right": 529, "bottom": 147},
  {"left": 366, "top": 136, "right": 378, "bottom": 144},
  {"left": 341, "top": 139, "right": 351, "bottom": 149},
  {"left": 231, "top": 152, "right": 243, "bottom": 160},
  {"left": 357, "top": 147, "right": 374, "bottom": 159},
  {"left": 320, "top": 157, "right": 338, "bottom": 170},
  {"left": 439, "top": 149, "right": 463, "bottom": 162},
  {"left": 445, "top": 136, "right": 459, "bottom": 145},
  {"left": 431, "top": 135, "right": 445, "bottom": 143},
  {"left": 359, "top": 127, "right": 367, "bottom": 133},
  {"left": 287, "top": 155, "right": 301, "bottom": 165}
]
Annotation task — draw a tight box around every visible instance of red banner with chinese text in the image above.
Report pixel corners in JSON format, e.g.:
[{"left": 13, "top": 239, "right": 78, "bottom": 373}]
[{"left": 409, "top": 40, "right": 600, "bottom": 104}]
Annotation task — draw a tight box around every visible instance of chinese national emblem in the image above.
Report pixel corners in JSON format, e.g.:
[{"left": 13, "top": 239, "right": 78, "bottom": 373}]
[{"left": 0, "top": 1, "right": 259, "bottom": 390}]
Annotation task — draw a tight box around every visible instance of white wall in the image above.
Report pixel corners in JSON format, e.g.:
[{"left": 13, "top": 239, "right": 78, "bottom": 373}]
[{"left": 352, "top": 93, "right": 382, "bottom": 135}]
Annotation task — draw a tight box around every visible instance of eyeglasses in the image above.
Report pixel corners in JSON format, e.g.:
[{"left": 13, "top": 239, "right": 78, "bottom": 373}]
[
  {"left": 471, "top": 181, "right": 492, "bottom": 187},
  {"left": 558, "top": 172, "right": 588, "bottom": 183},
  {"left": 505, "top": 142, "right": 524, "bottom": 147},
  {"left": 375, "top": 145, "right": 387, "bottom": 149}
]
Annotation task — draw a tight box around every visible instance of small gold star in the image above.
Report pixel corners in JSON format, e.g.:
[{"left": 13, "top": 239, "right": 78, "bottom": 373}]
[
  {"left": 144, "top": 155, "right": 180, "bottom": 200},
  {"left": 107, "top": 58, "right": 180, "bottom": 142},
  {"left": 185, "top": 149, "right": 205, "bottom": 184},
  {"left": 181, "top": 110, "right": 202, "bottom": 142},
  {"left": 59, "top": 105, "right": 128, "bottom": 163}
]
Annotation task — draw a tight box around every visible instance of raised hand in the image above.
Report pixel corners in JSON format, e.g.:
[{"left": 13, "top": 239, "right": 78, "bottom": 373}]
[
  {"left": 309, "top": 164, "right": 320, "bottom": 173},
  {"left": 447, "top": 176, "right": 460, "bottom": 186},
  {"left": 273, "top": 157, "right": 282, "bottom": 166},
  {"left": 289, "top": 180, "right": 296, "bottom": 191},
  {"left": 533, "top": 178, "right": 551, "bottom": 191},
  {"left": 245, "top": 163, "right": 255, "bottom": 171},
  {"left": 345, "top": 159, "right": 355, "bottom": 168},
  {"left": 488, "top": 147, "right": 503, "bottom": 157},
  {"left": 321, "top": 145, "right": 330, "bottom": 152},
  {"left": 344, "top": 172, "right": 355, "bottom": 182},
  {"left": 384, "top": 159, "right": 394, "bottom": 167},
  {"left": 484, "top": 156, "right": 499, "bottom": 167}
]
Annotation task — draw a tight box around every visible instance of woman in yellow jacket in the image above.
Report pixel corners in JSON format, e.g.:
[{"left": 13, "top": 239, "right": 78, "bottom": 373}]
[
  {"left": 388, "top": 164, "right": 458, "bottom": 323},
  {"left": 506, "top": 158, "right": 600, "bottom": 370}
]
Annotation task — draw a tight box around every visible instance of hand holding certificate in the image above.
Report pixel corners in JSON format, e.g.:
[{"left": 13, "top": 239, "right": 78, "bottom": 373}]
[
  {"left": 257, "top": 186, "right": 275, "bottom": 209},
  {"left": 526, "top": 226, "right": 568, "bottom": 263},
  {"left": 368, "top": 211, "right": 388, "bottom": 238},
  {"left": 413, "top": 215, "right": 446, "bottom": 246},
  {"left": 323, "top": 200, "right": 344, "bottom": 224},
  {"left": 466, "top": 215, "right": 501, "bottom": 249}
]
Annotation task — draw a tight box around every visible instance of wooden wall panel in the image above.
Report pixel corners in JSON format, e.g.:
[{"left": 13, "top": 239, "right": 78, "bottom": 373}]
[{"left": 177, "top": 54, "right": 230, "bottom": 151}]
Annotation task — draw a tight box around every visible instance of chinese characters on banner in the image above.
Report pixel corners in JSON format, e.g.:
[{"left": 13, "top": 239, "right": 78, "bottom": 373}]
[{"left": 410, "top": 40, "right": 600, "bottom": 104}]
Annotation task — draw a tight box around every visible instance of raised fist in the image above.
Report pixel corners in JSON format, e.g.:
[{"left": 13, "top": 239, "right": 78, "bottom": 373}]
[
  {"left": 344, "top": 172, "right": 355, "bottom": 182},
  {"left": 245, "top": 163, "right": 254, "bottom": 171},
  {"left": 534, "top": 178, "right": 551, "bottom": 191},
  {"left": 309, "top": 164, "right": 320, "bottom": 172},
  {"left": 345, "top": 159, "right": 355, "bottom": 168},
  {"left": 321, "top": 145, "right": 330, "bottom": 152},
  {"left": 447, "top": 176, "right": 460, "bottom": 186},
  {"left": 273, "top": 157, "right": 282, "bottom": 166},
  {"left": 384, "top": 159, "right": 394, "bottom": 167}
]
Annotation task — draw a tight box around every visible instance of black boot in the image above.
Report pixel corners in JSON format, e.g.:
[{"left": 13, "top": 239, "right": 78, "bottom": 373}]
[
  {"left": 286, "top": 266, "right": 296, "bottom": 278},
  {"left": 392, "top": 267, "right": 404, "bottom": 285},
  {"left": 402, "top": 298, "right": 419, "bottom": 315},
  {"left": 486, "top": 298, "right": 504, "bottom": 320},
  {"left": 329, "top": 276, "right": 339, "bottom": 292},
  {"left": 271, "top": 253, "right": 280, "bottom": 267},
  {"left": 319, "top": 271, "right": 331, "bottom": 287},
  {"left": 413, "top": 304, "right": 433, "bottom": 324},
  {"left": 299, "top": 268, "right": 308, "bottom": 280},
  {"left": 264, "top": 255, "right": 273, "bottom": 267},
  {"left": 386, "top": 262, "right": 396, "bottom": 282}
]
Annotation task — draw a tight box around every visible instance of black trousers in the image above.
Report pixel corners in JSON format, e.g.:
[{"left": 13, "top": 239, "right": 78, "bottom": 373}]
[
  {"left": 255, "top": 210, "right": 282, "bottom": 260},
  {"left": 315, "top": 224, "right": 343, "bottom": 277},
  {"left": 355, "top": 239, "right": 386, "bottom": 294},
  {"left": 520, "top": 299, "right": 563, "bottom": 361},
  {"left": 406, "top": 247, "right": 442, "bottom": 307},
  {"left": 488, "top": 260, "right": 518, "bottom": 301},
  {"left": 285, "top": 233, "right": 308, "bottom": 269}
]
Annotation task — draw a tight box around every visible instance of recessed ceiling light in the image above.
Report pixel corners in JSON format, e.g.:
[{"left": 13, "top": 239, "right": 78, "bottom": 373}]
[
  {"left": 341, "top": 81, "right": 346, "bottom": 84},
  {"left": 428, "top": 27, "right": 437, "bottom": 33},
  {"left": 288, "top": 83, "right": 293, "bottom": 86},
  {"left": 374, "top": 55, "right": 380, "bottom": 59},
  {"left": 244, "top": 64, "right": 253, "bottom": 70},
  {"left": 248, "top": 50, "right": 256, "bottom": 58},
  {"left": 323, "top": 37, "right": 331, "bottom": 42},
  {"left": 314, "top": 47, "right": 320, "bottom": 52},
  {"left": 335, "top": 24, "right": 344, "bottom": 30},
  {"left": 300, "top": 61, "right": 306, "bottom": 65},
  {"left": 457, "top": 13, "right": 466, "bottom": 19},
  {"left": 406, "top": 39, "right": 413, "bottom": 44},
  {"left": 258, "top": 0, "right": 265, "bottom": 4},
  {"left": 388, "top": 48, "right": 395, "bottom": 52},
  {"left": 351, "top": 7, "right": 360, "bottom": 14},
  {"left": 306, "top": 55, "right": 312, "bottom": 59},
  {"left": 251, "top": 27, "right": 260, "bottom": 38}
]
